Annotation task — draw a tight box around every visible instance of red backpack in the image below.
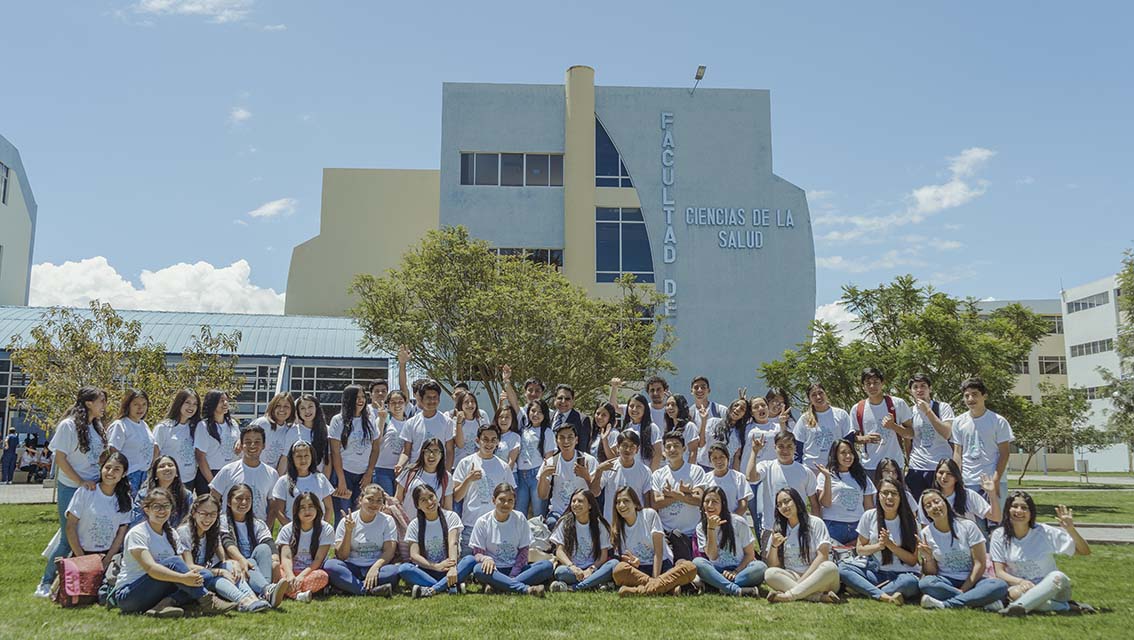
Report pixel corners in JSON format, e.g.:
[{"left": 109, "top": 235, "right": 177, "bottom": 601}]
[
  {"left": 51, "top": 554, "right": 105, "bottom": 607},
  {"left": 854, "top": 396, "right": 896, "bottom": 435}
]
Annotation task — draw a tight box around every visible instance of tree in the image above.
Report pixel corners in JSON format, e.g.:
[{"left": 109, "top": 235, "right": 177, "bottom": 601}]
[
  {"left": 761, "top": 275, "right": 1049, "bottom": 430},
  {"left": 349, "top": 226, "right": 674, "bottom": 408},
  {"left": 1098, "top": 249, "right": 1134, "bottom": 450},
  {"left": 1012, "top": 382, "right": 1107, "bottom": 482},
  {"left": 7, "top": 301, "right": 244, "bottom": 434}
]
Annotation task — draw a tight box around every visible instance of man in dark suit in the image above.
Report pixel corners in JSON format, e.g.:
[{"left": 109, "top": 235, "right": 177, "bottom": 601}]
[{"left": 551, "top": 384, "right": 592, "bottom": 457}]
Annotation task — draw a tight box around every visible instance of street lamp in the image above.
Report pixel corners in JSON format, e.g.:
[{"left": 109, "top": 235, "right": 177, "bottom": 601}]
[{"left": 690, "top": 65, "right": 707, "bottom": 95}]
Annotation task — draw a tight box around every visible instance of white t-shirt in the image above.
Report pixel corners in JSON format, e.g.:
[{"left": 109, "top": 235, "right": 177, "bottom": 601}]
[
  {"left": 209, "top": 459, "right": 279, "bottom": 521},
  {"left": 66, "top": 486, "right": 132, "bottom": 552},
  {"left": 932, "top": 488, "right": 991, "bottom": 524},
  {"left": 452, "top": 454, "right": 516, "bottom": 526},
  {"left": 153, "top": 421, "right": 197, "bottom": 481},
  {"left": 452, "top": 411, "right": 490, "bottom": 466},
  {"left": 495, "top": 430, "right": 521, "bottom": 466},
  {"left": 856, "top": 509, "right": 918, "bottom": 573},
  {"left": 277, "top": 521, "right": 335, "bottom": 570},
  {"left": 176, "top": 523, "right": 223, "bottom": 566},
  {"left": 673, "top": 420, "right": 699, "bottom": 463},
  {"left": 517, "top": 424, "right": 555, "bottom": 471},
  {"left": 614, "top": 507, "right": 672, "bottom": 567},
  {"left": 118, "top": 521, "right": 185, "bottom": 587},
  {"left": 989, "top": 524, "right": 1076, "bottom": 582},
  {"left": 468, "top": 509, "right": 530, "bottom": 568},
  {"left": 695, "top": 417, "right": 736, "bottom": 467},
  {"left": 49, "top": 418, "right": 106, "bottom": 488},
  {"left": 598, "top": 459, "right": 654, "bottom": 523},
  {"left": 623, "top": 422, "right": 663, "bottom": 454},
  {"left": 696, "top": 512, "right": 755, "bottom": 570},
  {"left": 106, "top": 418, "right": 154, "bottom": 474},
  {"left": 769, "top": 515, "right": 831, "bottom": 574},
  {"left": 651, "top": 462, "right": 708, "bottom": 534},
  {"left": 404, "top": 510, "right": 463, "bottom": 564},
  {"left": 793, "top": 407, "right": 853, "bottom": 467},
  {"left": 540, "top": 451, "right": 599, "bottom": 516},
  {"left": 399, "top": 411, "right": 456, "bottom": 465},
  {"left": 920, "top": 518, "right": 985, "bottom": 581},
  {"left": 271, "top": 472, "right": 334, "bottom": 520},
  {"left": 742, "top": 422, "right": 778, "bottom": 470},
  {"left": 328, "top": 415, "right": 379, "bottom": 475},
  {"left": 293, "top": 424, "right": 329, "bottom": 471},
  {"left": 193, "top": 420, "right": 241, "bottom": 471},
  {"left": 853, "top": 397, "right": 914, "bottom": 470},
  {"left": 950, "top": 410, "right": 1014, "bottom": 486},
  {"left": 820, "top": 474, "right": 876, "bottom": 523},
  {"left": 396, "top": 468, "right": 454, "bottom": 516},
  {"left": 649, "top": 406, "right": 667, "bottom": 433},
  {"left": 908, "top": 401, "right": 956, "bottom": 471},
  {"left": 704, "top": 469, "right": 753, "bottom": 514},
  {"left": 334, "top": 511, "right": 397, "bottom": 565},
  {"left": 550, "top": 517, "right": 612, "bottom": 569},
  {"left": 373, "top": 415, "right": 407, "bottom": 469},
  {"left": 249, "top": 418, "right": 299, "bottom": 472},
  {"left": 755, "top": 460, "right": 818, "bottom": 531},
  {"left": 219, "top": 515, "right": 273, "bottom": 558}
]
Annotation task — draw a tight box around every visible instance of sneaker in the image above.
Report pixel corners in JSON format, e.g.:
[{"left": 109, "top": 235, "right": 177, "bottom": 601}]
[
  {"left": 457, "top": 582, "right": 467, "bottom": 595},
  {"left": 195, "top": 594, "right": 238, "bottom": 616},
  {"left": 527, "top": 585, "right": 546, "bottom": 598},
  {"left": 984, "top": 600, "right": 1006, "bottom": 612},
  {"left": 295, "top": 591, "right": 313, "bottom": 603},
  {"left": 920, "top": 595, "right": 945, "bottom": 610},
  {"left": 1068, "top": 600, "right": 1098, "bottom": 615},
  {"left": 264, "top": 580, "right": 291, "bottom": 608},
  {"left": 548, "top": 581, "right": 571, "bottom": 593},
  {"left": 239, "top": 599, "right": 271, "bottom": 613},
  {"left": 411, "top": 585, "right": 435, "bottom": 599},
  {"left": 483, "top": 586, "right": 495, "bottom": 595},
  {"left": 597, "top": 583, "right": 612, "bottom": 592},
  {"left": 738, "top": 587, "right": 760, "bottom": 597},
  {"left": 368, "top": 584, "right": 393, "bottom": 598},
  {"left": 33, "top": 584, "right": 52, "bottom": 599},
  {"left": 145, "top": 596, "right": 185, "bottom": 618},
  {"left": 1000, "top": 603, "right": 1026, "bottom": 617}
]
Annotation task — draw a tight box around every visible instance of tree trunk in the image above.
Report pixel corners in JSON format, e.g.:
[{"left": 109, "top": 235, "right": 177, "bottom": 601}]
[{"left": 1017, "top": 450, "right": 1037, "bottom": 484}]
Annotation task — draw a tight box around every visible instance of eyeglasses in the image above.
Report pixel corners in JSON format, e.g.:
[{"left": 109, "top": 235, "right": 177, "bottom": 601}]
[{"left": 149, "top": 503, "right": 173, "bottom": 512}]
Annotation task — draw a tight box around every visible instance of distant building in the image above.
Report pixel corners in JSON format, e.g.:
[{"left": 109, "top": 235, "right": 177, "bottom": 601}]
[{"left": 0, "top": 134, "right": 36, "bottom": 306}]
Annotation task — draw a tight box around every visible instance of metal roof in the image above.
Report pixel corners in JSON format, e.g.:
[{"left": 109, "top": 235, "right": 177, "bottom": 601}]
[
  {"left": 975, "top": 299, "right": 1062, "bottom": 316},
  {"left": 0, "top": 306, "right": 386, "bottom": 360}
]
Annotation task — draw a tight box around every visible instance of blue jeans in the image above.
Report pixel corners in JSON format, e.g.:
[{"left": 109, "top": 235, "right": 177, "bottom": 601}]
[
  {"left": 126, "top": 470, "right": 146, "bottom": 495},
  {"left": 237, "top": 543, "right": 274, "bottom": 596},
  {"left": 1, "top": 453, "right": 16, "bottom": 482},
  {"left": 824, "top": 519, "right": 859, "bottom": 546},
  {"left": 371, "top": 467, "right": 396, "bottom": 496},
  {"left": 545, "top": 510, "right": 564, "bottom": 532},
  {"left": 202, "top": 562, "right": 257, "bottom": 603},
  {"left": 919, "top": 574, "right": 1008, "bottom": 609},
  {"left": 323, "top": 559, "right": 399, "bottom": 595},
  {"left": 332, "top": 470, "right": 365, "bottom": 525},
  {"left": 554, "top": 558, "right": 618, "bottom": 591},
  {"left": 692, "top": 558, "right": 767, "bottom": 595},
  {"left": 111, "top": 556, "right": 208, "bottom": 613},
  {"left": 904, "top": 469, "right": 935, "bottom": 501},
  {"left": 473, "top": 559, "right": 554, "bottom": 594},
  {"left": 839, "top": 562, "right": 921, "bottom": 600},
  {"left": 40, "top": 482, "right": 79, "bottom": 587},
  {"left": 397, "top": 557, "right": 477, "bottom": 594},
  {"left": 514, "top": 468, "right": 544, "bottom": 519},
  {"left": 748, "top": 482, "right": 762, "bottom": 533}
]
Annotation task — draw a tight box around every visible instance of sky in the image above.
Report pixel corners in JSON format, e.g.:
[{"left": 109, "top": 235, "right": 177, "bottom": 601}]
[{"left": 3, "top": 1, "right": 1132, "bottom": 323}]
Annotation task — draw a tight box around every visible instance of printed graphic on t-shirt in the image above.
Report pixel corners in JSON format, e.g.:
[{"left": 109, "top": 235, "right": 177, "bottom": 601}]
[
  {"left": 834, "top": 485, "right": 861, "bottom": 511},
  {"left": 496, "top": 540, "right": 518, "bottom": 567},
  {"left": 87, "top": 514, "right": 117, "bottom": 550},
  {"left": 939, "top": 545, "right": 971, "bottom": 574},
  {"left": 425, "top": 535, "right": 446, "bottom": 562},
  {"left": 915, "top": 421, "right": 937, "bottom": 448},
  {"left": 354, "top": 540, "right": 382, "bottom": 562}
]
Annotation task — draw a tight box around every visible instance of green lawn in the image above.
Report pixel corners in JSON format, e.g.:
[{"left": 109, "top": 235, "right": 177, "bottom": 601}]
[{"left": 3, "top": 503, "right": 1133, "bottom": 640}]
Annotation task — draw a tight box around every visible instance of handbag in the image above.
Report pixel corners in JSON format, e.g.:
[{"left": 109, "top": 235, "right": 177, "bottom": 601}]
[{"left": 51, "top": 554, "right": 105, "bottom": 607}]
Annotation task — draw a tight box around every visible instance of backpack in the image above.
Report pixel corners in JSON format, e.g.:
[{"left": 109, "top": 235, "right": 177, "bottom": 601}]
[
  {"left": 378, "top": 493, "right": 412, "bottom": 563},
  {"left": 854, "top": 396, "right": 896, "bottom": 435},
  {"left": 51, "top": 554, "right": 105, "bottom": 607}
]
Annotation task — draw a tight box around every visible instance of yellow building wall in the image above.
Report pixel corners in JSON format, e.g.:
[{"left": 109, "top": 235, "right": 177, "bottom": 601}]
[
  {"left": 1007, "top": 324, "right": 1071, "bottom": 471},
  {"left": 0, "top": 168, "right": 32, "bottom": 306},
  {"left": 285, "top": 168, "right": 439, "bottom": 316}
]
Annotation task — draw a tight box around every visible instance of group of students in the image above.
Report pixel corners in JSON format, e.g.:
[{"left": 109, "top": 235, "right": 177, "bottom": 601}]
[
  {"left": 31, "top": 363, "right": 1096, "bottom": 617},
  {"left": 2, "top": 428, "right": 52, "bottom": 483}
]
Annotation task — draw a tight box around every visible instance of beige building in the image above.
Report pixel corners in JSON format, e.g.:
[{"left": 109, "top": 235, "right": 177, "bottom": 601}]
[{"left": 0, "top": 134, "right": 36, "bottom": 307}]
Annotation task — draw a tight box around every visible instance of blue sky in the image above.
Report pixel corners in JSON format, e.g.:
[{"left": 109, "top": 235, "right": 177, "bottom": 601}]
[{"left": 4, "top": 0, "right": 1131, "bottom": 317}]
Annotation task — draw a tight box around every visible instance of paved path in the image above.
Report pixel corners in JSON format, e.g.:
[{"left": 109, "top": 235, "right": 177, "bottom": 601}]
[
  {"left": 0, "top": 482, "right": 55, "bottom": 504},
  {"left": 1015, "top": 474, "right": 1134, "bottom": 486}
]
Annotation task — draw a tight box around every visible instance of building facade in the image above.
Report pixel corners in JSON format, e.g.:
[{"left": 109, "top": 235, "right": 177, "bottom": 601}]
[
  {"left": 0, "top": 134, "right": 36, "bottom": 307},
  {"left": 287, "top": 66, "right": 816, "bottom": 394}
]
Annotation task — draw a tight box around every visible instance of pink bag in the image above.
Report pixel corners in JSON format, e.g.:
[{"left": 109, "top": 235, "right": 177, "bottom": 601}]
[
  {"left": 379, "top": 495, "right": 412, "bottom": 563},
  {"left": 52, "top": 554, "right": 105, "bottom": 607}
]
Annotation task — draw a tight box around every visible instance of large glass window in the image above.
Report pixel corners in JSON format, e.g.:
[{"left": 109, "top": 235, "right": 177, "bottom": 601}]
[
  {"left": 460, "top": 153, "right": 564, "bottom": 187},
  {"left": 595, "top": 119, "right": 633, "bottom": 188},
  {"left": 0, "top": 162, "right": 8, "bottom": 205},
  {"left": 1069, "top": 338, "right": 1115, "bottom": 358},
  {"left": 1038, "top": 355, "right": 1067, "bottom": 375},
  {"left": 492, "top": 248, "right": 563, "bottom": 270},
  {"left": 1066, "top": 292, "right": 1109, "bottom": 314},
  {"left": 500, "top": 154, "right": 524, "bottom": 186},
  {"left": 288, "top": 364, "right": 389, "bottom": 421},
  {"left": 474, "top": 153, "right": 499, "bottom": 186},
  {"left": 525, "top": 154, "right": 549, "bottom": 186},
  {"left": 595, "top": 207, "right": 654, "bottom": 283}
]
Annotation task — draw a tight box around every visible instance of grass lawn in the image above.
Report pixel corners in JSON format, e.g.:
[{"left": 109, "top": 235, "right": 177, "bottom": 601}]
[{"left": 3, "top": 503, "right": 1133, "bottom": 640}]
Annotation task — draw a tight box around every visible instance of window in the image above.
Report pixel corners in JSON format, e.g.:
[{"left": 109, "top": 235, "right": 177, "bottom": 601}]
[
  {"left": 1066, "top": 291, "right": 1109, "bottom": 314},
  {"left": 1012, "top": 360, "right": 1030, "bottom": 375},
  {"left": 492, "top": 248, "right": 563, "bottom": 270},
  {"left": 1038, "top": 355, "right": 1067, "bottom": 375},
  {"left": 288, "top": 364, "right": 389, "bottom": 421},
  {"left": 1045, "top": 315, "right": 1063, "bottom": 334},
  {"left": 0, "top": 161, "right": 8, "bottom": 205},
  {"left": 1069, "top": 338, "right": 1115, "bottom": 358},
  {"left": 459, "top": 153, "right": 564, "bottom": 187},
  {"left": 595, "top": 207, "right": 654, "bottom": 283},
  {"left": 595, "top": 118, "right": 633, "bottom": 188},
  {"left": 1084, "top": 385, "right": 1113, "bottom": 401}
]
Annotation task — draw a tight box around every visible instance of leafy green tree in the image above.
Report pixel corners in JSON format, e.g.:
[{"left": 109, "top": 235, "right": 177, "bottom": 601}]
[
  {"left": 761, "top": 275, "right": 1049, "bottom": 430},
  {"left": 1012, "top": 382, "right": 1107, "bottom": 481},
  {"left": 1098, "top": 249, "right": 1134, "bottom": 449},
  {"left": 7, "top": 301, "right": 243, "bottom": 433},
  {"left": 349, "top": 226, "right": 674, "bottom": 408}
]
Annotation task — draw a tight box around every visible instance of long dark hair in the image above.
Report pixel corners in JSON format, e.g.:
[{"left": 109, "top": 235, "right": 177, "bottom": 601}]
[
  {"left": 933, "top": 458, "right": 968, "bottom": 516},
  {"left": 290, "top": 492, "right": 325, "bottom": 562},
  {"left": 663, "top": 394, "right": 691, "bottom": 433},
  {"left": 297, "top": 394, "right": 330, "bottom": 469},
  {"left": 403, "top": 437, "right": 448, "bottom": 496},
  {"left": 64, "top": 386, "right": 107, "bottom": 454},
  {"left": 526, "top": 399, "right": 552, "bottom": 458},
  {"left": 592, "top": 402, "right": 618, "bottom": 463},
  {"left": 493, "top": 403, "right": 518, "bottom": 436},
  {"left": 117, "top": 388, "right": 150, "bottom": 422},
  {"left": 141, "top": 487, "right": 179, "bottom": 552},
  {"left": 165, "top": 388, "right": 201, "bottom": 438},
  {"left": 189, "top": 493, "right": 222, "bottom": 566},
  {"left": 875, "top": 478, "right": 917, "bottom": 566},
  {"left": 412, "top": 484, "right": 449, "bottom": 559},
  {"left": 338, "top": 385, "right": 373, "bottom": 449},
  {"left": 225, "top": 483, "right": 257, "bottom": 553},
  {"left": 700, "top": 486, "right": 736, "bottom": 555},
  {"left": 828, "top": 440, "right": 869, "bottom": 490},
  {"left": 721, "top": 398, "right": 749, "bottom": 453},
  {"left": 920, "top": 488, "right": 958, "bottom": 542},
  {"left": 557, "top": 489, "right": 608, "bottom": 564},
  {"left": 1000, "top": 491, "right": 1037, "bottom": 548},
  {"left": 625, "top": 394, "right": 654, "bottom": 464},
  {"left": 609, "top": 486, "right": 643, "bottom": 556},
  {"left": 285, "top": 440, "right": 317, "bottom": 497},
  {"left": 871, "top": 457, "right": 904, "bottom": 488},
  {"left": 144, "top": 455, "right": 189, "bottom": 525},
  {"left": 773, "top": 488, "right": 813, "bottom": 565},
  {"left": 202, "top": 390, "right": 233, "bottom": 444},
  {"left": 99, "top": 450, "right": 133, "bottom": 513}
]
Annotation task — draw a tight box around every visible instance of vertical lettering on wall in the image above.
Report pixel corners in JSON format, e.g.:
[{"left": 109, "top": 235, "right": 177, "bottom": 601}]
[{"left": 660, "top": 112, "right": 677, "bottom": 315}]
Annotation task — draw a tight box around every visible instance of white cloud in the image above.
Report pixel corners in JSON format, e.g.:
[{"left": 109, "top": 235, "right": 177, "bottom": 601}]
[
  {"left": 247, "top": 197, "right": 297, "bottom": 219},
  {"left": 817, "top": 249, "right": 926, "bottom": 273},
  {"left": 814, "top": 301, "right": 865, "bottom": 344},
  {"left": 228, "top": 106, "right": 252, "bottom": 125},
  {"left": 233, "top": 219, "right": 248, "bottom": 226},
  {"left": 133, "top": 0, "right": 253, "bottom": 23},
  {"left": 1016, "top": 176, "right": 1035, "bottom": 186},
  {"left": 30, "top": 257, "right": 284, "bottom": 314},
  {"left": 937, "top": 240, "right": 963, "bottom": 251},
  {"left": 262, "top": 23, "right": 286, "bottom": 31},
  {"left": 947, "top": 147, "right": 996, "bottom": 178}
]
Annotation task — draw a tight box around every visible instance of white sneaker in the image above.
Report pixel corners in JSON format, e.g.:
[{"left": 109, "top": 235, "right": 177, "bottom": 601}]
[
  {"left": 295, "top": 591, "right": 312, "bottom": 603},
  {"left": 33, "top": 584, "right": 52, "bottom": 598},
  {"left": 920, "top": 595, "right": 945, "bottom": 609}
]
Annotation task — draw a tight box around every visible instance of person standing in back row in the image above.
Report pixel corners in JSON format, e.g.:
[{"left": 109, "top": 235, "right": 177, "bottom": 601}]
[
  {"left": 851, "top": 368, "right": 913, "bottom": 474},
  {"left": 950, "top": 377, "right": 1013, "bottom": 512},
  {"left": 905, "top": 373, "right": 955, "bottom": 500}
]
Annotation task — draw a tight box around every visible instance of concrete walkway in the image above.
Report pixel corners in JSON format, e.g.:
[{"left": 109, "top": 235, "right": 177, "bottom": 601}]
[
  {"left": 0, "top": 482, "right": 55, "bottom": 504},
  {"left": 1015, "top": 474, "right": 1134, "bottom": 486}
]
